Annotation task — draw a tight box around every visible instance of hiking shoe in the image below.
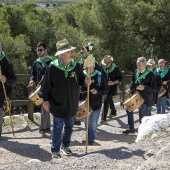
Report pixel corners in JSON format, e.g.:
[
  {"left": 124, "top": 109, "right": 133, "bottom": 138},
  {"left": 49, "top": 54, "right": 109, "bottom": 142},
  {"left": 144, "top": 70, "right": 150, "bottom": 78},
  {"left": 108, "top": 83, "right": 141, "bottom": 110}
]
[
  {"left": 60, "top": 146, "right": 73, "bottom": 156},
  {"left": 107, "top": 113, "right": 117, "bottom": 118},
  {"left": 100, "top": 120, "right": 106, "bottom": 125},
  {"left": 122, "top": 129, "right": 135, "bottom": 134},
  {"left": 52, "top": 152, "right": 61, "bottom": 159}
]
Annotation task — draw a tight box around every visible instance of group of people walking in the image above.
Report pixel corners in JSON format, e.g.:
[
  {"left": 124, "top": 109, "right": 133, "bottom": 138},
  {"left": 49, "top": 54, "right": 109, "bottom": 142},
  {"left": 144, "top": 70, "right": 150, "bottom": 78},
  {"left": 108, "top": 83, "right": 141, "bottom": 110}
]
[
  {"left": 122, "top": 57, "right": 170, "bottom": 134},
  {"left": 0, "top": 39, "right": 169, "bottom": 159}
]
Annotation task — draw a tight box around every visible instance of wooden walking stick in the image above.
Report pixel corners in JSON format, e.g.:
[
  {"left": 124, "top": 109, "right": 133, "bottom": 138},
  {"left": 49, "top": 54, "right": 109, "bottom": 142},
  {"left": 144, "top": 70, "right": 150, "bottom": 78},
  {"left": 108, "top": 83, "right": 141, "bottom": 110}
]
[
  {"left": 0, "top": 66, "right": 15, "bottom": 137},
  {"left": 82, "top": 39, "right": 95, "bottom": 153}
]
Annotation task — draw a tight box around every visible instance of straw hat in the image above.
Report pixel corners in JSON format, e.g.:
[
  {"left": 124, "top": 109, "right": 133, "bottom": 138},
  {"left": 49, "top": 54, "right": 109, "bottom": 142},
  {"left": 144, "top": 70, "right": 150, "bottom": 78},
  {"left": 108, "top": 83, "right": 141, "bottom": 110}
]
[
  {"left": 55, "top": 39, "right": 76, "bottom": 56},
  {"left": 147, "top": 59, "right": 155, "bottom": 66},
  {"left": 101, "top": 55, "right": 113, "bottom": 65}
]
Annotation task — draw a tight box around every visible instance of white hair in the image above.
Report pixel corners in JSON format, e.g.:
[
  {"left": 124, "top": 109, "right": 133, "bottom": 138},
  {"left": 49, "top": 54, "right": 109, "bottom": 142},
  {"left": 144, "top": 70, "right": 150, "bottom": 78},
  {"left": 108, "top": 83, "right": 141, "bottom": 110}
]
[{"left": 137, "top": 57, "right": 147, "bottom": 65}]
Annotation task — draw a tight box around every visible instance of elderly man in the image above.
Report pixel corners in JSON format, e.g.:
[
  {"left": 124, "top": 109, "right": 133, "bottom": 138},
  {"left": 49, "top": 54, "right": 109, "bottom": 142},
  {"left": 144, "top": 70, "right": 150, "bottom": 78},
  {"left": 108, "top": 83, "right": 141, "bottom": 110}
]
[
  {"left": 156, "top": 59, "right": 170, "bottom": 114},
  {"left": 41, "top": 39, "right": 85, "bottom": 159},
  {"left": 122, "top": 57, "right": 156, "bottom": 134},
  {"left": 0, "top": 42, "right": 16, "bottom": 139}
]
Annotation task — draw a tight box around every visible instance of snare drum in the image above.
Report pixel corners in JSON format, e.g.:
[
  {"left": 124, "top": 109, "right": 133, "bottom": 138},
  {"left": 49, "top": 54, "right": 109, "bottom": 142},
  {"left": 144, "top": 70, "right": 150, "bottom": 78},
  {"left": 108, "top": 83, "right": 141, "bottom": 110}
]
[
  {"left": 28, "top": 85, "right": 43, "bottom": 106},
  {"left": 76, "top": 100, "right": 92, "bottom": 120},
  {"left": 158, "top": 86, "right": 166, "bottom": 98},
  {"left": 123, "top": 92, "right": 144, "bottom": 112}
]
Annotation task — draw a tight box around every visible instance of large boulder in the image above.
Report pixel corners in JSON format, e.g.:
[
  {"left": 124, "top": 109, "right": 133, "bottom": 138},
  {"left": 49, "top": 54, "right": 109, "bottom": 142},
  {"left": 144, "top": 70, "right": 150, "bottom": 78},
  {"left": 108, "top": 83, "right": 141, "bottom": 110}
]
[{"left": 135, "top": 113, "right": 170, "bottom": 142}]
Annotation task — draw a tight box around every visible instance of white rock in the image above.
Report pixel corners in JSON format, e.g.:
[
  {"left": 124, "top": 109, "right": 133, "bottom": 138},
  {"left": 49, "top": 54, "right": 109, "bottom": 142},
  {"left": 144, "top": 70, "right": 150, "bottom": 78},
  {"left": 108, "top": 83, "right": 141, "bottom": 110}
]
[
  {"left": 135, "top": 114, "right": 170, "bottom": 143},
  {"left": 27, "top": 159, "right": 41, "bottom": 163}
]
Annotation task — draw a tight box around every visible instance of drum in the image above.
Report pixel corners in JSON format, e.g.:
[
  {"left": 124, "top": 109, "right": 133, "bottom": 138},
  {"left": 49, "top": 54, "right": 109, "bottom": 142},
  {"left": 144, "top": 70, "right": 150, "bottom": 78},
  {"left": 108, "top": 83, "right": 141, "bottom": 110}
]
[
  {"left": 76, "top": 100, "right": 92, "bottom": 120},
  {"left": 158, "top": 86, "right": 166, "bottom": 98},
  {"left": 28, "top": 85, "right": 43, "bottom": 106},
  {"left": 123, "top": 92, "right": 144, "bottom": 112}
]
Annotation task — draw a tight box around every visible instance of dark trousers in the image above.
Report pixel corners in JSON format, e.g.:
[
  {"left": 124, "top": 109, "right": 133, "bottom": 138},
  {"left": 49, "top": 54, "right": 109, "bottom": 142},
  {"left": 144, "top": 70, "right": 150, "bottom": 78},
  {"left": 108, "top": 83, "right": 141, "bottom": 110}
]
[
  {"left": 0, "top": 108, "right": 3, "bottom": 134},
  {"left": 102, "top": 93, "right": 116, "bottom": 121}
]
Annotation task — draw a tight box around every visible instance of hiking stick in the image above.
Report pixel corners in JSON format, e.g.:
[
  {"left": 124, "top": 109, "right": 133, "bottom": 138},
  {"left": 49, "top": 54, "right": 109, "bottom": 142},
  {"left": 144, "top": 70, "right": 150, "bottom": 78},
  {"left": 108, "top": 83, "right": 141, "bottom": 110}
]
[
  {"left": 0, "top": 66, "right": 15, "bottom": 137},
  {"left": 85, "top": 67, "right": 90, "bottom": 153},
  {"left": 82, "top": 39, "right": 93, "bottom": 153}
]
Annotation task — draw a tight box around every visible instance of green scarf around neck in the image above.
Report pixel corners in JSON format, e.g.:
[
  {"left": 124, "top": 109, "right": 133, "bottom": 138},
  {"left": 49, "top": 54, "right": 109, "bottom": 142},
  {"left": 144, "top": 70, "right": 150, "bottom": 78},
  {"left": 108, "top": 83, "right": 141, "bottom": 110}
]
[
  {"left": 83, "top": 69, "right": 99, "bottom": 77},
  {"left": 102, "top": 63, "right": 116, "bottom": 80},
  {"left": 37, "top": 55, "right": 53, "bottom": 67},
  {"left": 135, "top": 67, "right": 151, "bottom": 85},
  {"left": 0, "top": 51, "right": 5, "bottom": 61},
  {"left": 51, "top": 58, "right": 77, "bottom": 78},
  {"left": 80, "top": 52, "right": 87, "bottom": 59},
  {"left": 152, "top": 68, "right": 157, "bottom": 76},
  {"left": 156, "top": 67, "right": 169, "bottom": 78}
]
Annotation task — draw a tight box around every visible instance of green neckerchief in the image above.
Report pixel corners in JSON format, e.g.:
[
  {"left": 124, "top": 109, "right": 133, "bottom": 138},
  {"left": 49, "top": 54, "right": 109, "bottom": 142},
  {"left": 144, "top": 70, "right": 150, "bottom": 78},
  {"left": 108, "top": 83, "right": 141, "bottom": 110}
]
[
  {"left": 135, "top": 67, "right": 151, "bottom": 85},
  {"left": 83, "top": 69, "right": 99, "bottom": 77},
  {"left": 102, "top": 63, "right": 116, "bottom": 80},
  {"left": 152, "top": 68, "right": 157, "bottom": 76},
  {"left": 80, "top": 52, "right": 87, "bottom": 59},
  {"left": 51, "top": 58, "right": 76, "bottom": 78},
  {"left": 37, "top": 55, "right": 53, "bottom": 67},
  {"left": 156, "top": 67, "right": 169, "bottom": 78},
  {"left": 0, "top": 51, "right": 5, "bottom": 61}
]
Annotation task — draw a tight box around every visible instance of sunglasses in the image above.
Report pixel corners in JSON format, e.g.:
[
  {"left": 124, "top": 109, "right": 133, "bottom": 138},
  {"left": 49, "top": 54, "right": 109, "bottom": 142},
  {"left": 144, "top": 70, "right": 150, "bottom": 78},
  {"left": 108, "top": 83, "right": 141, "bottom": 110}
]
[{"left": 36, "top": 49, "right": 44, "bottom": 52}]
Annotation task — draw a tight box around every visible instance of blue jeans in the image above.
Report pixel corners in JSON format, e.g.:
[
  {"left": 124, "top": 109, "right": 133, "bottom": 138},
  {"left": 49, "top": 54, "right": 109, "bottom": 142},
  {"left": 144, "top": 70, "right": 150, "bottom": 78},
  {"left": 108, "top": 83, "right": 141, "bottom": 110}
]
[
  {"left": 139, "top": 104, "right": 151, "bottom": 123},
  {"left": 85, "top": 109, "right": 100, "bottom": 142},
  {"left": 126, "top": 103, "right": 151, "bottom": 129},
  {"left": 126, "top": 109, "right": 134, "bottom": 130},
  {"left": 157, "top": 96, "right": 167, "bottom": 114},
  {"left": 51, "top": 116, "right": 74, "bottom": 153}
]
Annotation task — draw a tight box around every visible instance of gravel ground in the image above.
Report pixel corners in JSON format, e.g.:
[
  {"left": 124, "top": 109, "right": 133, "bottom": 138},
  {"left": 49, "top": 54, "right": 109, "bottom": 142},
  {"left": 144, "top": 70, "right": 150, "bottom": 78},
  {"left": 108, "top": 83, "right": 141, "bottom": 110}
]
[{"left": 0, "top": 106, "right": 170, "bottom": 170}]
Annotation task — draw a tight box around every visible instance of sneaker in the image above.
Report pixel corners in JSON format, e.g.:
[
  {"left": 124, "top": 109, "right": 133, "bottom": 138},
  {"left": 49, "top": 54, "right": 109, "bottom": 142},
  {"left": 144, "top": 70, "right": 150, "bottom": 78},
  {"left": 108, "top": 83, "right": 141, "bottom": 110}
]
[
  {"left": 122, "top": 129, "right": 135, "bottom": 134},
  {"left": 100, "top": 120, "right": 106, "bottom": 125},
  {"left": 60, "top": 146, "right": 73, "bottom": 156},
  {"left": 52, "top": 152, "right": 61, "bottom": 159},
  {"left": 107, "top": 113, "right": 117, "bottom": 118}
]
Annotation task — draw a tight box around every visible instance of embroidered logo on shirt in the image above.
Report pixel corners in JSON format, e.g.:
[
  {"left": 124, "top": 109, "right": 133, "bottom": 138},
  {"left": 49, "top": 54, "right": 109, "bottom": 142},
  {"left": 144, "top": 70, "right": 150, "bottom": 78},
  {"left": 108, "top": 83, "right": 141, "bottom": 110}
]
[
  {"left": 70, "top": 71, "right": 75, "bottom": 77},
  {"left": 91, "top": 79, "right": 95, "bottom": 83}
]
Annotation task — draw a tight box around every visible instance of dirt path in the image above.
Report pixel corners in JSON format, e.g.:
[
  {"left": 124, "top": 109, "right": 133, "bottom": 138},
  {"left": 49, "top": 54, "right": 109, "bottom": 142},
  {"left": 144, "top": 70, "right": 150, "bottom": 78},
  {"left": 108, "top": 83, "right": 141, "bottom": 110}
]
[{"left": 0, "top": 106, "right": 170, "bottom": 170}]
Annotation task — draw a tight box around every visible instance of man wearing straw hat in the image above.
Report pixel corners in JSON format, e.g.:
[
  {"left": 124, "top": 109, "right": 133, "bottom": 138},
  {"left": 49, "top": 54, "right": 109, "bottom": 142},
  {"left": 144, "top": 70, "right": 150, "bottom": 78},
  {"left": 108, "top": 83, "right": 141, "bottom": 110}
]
[
  {"left": 29, "top": 42, "right": 53, "bottom": 134},
  {"left": 100, "top": 55, "right": 123, "bottom": 125},
  {"left": 147, "top": 59, "right": 162, "bottom": 105},
  {"left": 41, "top": 39, "right": 86, "bottom": 159},
  {"left": 0, "top": 42, "right": 16, "bottom": 139}
]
